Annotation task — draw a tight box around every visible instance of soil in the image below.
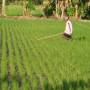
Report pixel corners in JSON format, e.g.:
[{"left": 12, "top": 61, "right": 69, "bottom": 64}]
[
  {"left": 0, "top": 15, "right": 47, "bottom": 20},
  {"left": 0, "top": 15, "right": 61, "bottom": 20}
]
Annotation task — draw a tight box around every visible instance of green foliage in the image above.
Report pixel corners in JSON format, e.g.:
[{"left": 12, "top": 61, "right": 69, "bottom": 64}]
[
  {"left": 81, "top": 6, "right": 90, "bottom": 19},
  {"left": 78, "top": 6, "right": 84, "bottom": 17},
  {"left": 72, "top": 0, "right": 79, "bottom": 5},
  {"left": 28, "top": 0, "right": 35, "bottom": 10},
  {"left": 43, "top": 5, "right": 53, "bottom": 17},
  {"left": 66, "top": 7, "right": 75, "bottom": 16},
  {"left": 85, "top": 6, "right": 90, "bottom": 19},
  {"left": 43, "top": 0, "right": 55, "bottom": 17},
  {"left": 33, "top": 0, "right": 43, "bottom": 5},
  {"left": 4, "top": 0, "right": 90, "bottom": 19}
]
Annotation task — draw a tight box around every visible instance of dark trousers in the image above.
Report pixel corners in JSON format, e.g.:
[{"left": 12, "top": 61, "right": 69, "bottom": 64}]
[{"left": 63, "top": 33, "right": 72, "bottom": 39}]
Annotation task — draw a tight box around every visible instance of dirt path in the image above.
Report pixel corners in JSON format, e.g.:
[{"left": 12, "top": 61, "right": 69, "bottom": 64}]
[{"left": 0, "top": 16, "right": 48, "bottom": 20}]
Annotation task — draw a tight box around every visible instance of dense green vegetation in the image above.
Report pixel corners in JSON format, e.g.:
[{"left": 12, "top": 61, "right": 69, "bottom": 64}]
[
  {"left": 1, "top": 0, "right": 90, "bottom": 19},
  {"left": 0, "top": 18, "right": 90, "bottom": 90}
]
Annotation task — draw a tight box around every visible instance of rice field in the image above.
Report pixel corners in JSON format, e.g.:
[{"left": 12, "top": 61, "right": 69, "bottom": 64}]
[{"left": 0, "top": 18, "right": 90, "bottom": 90}]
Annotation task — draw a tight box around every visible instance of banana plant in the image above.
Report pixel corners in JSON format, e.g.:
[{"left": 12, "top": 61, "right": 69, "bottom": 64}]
[{"left": 71, "top": 0, "right": 89, "bottom": 18}]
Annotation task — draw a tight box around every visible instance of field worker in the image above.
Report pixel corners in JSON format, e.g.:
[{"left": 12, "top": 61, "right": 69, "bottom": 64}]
[{"left": 62, "top": 16, "right": 73, "bottom": 39}]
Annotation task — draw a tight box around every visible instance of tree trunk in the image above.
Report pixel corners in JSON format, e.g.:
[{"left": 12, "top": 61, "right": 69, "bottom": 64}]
[
  {"left": 55, "top": 0, "right": 58, "bottom": 17},
  {"left": 65, "top": 0, "right": 69, "bottom": 7},
  {"left": 61, "top": 7, "right": 65, "bottom": 19},
  {"left": 23, "top": 0, "right": 28, "bottom": 16},
  {"left": 2, "top": 0, "right": 6, "bottom": 16},
  {"left": 75, "top": 4, "right": 78, "bottom": 19},
  {"left": 60, "top": 1, "right": 65, "bottom": 19},
  {"left": 0, "top": 0, "right": 2, "bottom": 16},
  {"left": 69, "top": 0, "right": 72, "bottom": 6}
]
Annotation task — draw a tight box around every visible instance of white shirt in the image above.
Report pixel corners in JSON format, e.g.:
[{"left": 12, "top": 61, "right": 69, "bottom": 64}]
[{"left": 64, "top": 20, "right": 72, "bottom": 35}]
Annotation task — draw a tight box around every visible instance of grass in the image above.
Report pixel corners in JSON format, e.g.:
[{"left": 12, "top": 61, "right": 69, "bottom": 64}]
[
  {"left": 30, "top": 6, "right": 44, "bottom": 17},
  {"left": 6, "top": 4, "right": 44, "bottom": 17},
  {"left": 0, "top": 18, "right": 90, "bottom": 90},
  {"left": 6, "top": 5, "right": 23, "bottom": 16}
]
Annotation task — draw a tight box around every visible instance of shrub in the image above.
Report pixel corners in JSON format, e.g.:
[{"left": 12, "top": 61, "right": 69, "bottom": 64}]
[
  {"left": 84, "top": 6, "right": 90, "bottom": 19},
  {"left": 66, "top": 7, "right": 75, "bottom": 16},
  {"left": 43, "top": 0, "right": 55, "bottom": 17},
  {"left": 28, "top": 0, "right": 35, "bottom": 11},
  {"left": 43, "top": 5, "right": 53, "bottom": 17},
  {"left": 81, "top": 6, "right": 90, "bottom": 19},
  {"left": 33, "top": 0, "right": 43, "bottom": 5}
]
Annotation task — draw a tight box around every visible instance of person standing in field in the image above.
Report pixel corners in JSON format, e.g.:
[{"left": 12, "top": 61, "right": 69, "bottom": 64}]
[{"left": 61, "top": 16, "right": 73, "bottom": 39}]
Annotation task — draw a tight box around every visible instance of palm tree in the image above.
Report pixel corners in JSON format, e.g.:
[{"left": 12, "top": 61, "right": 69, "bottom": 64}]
[{"left": 2, "top": 0, "right": 6, "bottom": 16}]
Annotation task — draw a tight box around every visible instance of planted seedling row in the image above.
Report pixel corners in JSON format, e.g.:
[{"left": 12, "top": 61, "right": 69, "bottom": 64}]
[
  {"left": 1, "top": 26, "right": 9, "bottom": 90},
  {"left": 11, "top": 27, "right": 23, "bottom": 90},
  {"left": 15, "top": 25, "right": 37, "bottom": 89},
  {"left": 19, "top": 27, "right": 48, "bottom": 88},
  {"left": 22, "top": 29, "right": 49, "bottom": 90},
  {"left": 28, "top": 31, "right": 51, "bottom": 74},
  {"left": 0, "top": 28, "right": 2, "bottom": 90},
  {"left": 32, "top": 31, "right": 61, "bottom": 88},
  {"left": 5, "top": 27, "right": 13, "bottom": 90},
  {"left": 7, "top": 23, "right": 23, "bottom": 90},
  {"left": 13, "top": 25, "right": 32, "bottom": 90},
  {"left": 15, "top": 26, "right": 42, "bottom": 90}
]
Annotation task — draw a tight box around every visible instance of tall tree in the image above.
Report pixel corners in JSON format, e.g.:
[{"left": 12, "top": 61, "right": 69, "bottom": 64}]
[
  {"left": 55, "top": 0, "right": 58, "bottom": 17},
  {"left": 0, "top": 0, "right": 2, "bottom": 16},
  {"left": 2, "top": 0, "right": 6, "bottom": 16},
  {"left": 60, "top": 0, "right": 66, "bottom": 19},
  {"left": 23, "top": 0, "right": 28, "bottom": 16}
]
